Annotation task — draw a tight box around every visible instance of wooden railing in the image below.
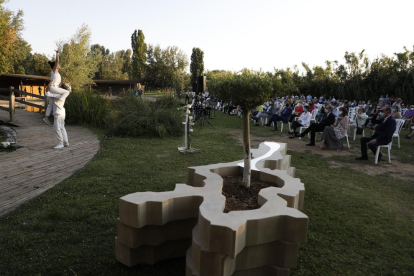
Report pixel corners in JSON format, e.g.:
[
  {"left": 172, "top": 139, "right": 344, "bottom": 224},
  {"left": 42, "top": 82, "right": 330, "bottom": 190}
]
[{"left": 0, "top": 86, "right": 46, "bottom": 122}]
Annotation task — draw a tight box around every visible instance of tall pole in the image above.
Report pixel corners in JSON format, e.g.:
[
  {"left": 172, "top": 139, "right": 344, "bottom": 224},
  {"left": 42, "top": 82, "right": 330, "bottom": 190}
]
[{"left": 9, "top": 86, "right": 15, "bottom": 122}]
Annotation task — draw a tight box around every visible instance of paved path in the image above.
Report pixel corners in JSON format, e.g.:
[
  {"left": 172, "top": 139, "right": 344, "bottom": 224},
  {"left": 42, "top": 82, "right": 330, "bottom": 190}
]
[{"left": 0, "top": 109, "right": 100, "bottom": 216}]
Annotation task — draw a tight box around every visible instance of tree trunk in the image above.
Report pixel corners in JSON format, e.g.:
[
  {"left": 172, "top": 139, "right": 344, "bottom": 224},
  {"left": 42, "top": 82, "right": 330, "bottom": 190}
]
[{"left": 242, "top": 109, "right": 251, "bottom": 188}]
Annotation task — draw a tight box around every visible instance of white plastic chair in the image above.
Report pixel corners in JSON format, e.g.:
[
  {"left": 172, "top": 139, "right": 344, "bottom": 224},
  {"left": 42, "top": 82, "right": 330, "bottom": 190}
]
[
  {"left": 348, "top": 107, "right": 355, "bottom": 117},
  {"left": 375, "top": 142, "right": 392, "bottom": 164},
  {"left": 309, "top": 109, "right": 318, "bottom": 124},
  {"left": 353, "top": 127, "right": 365, "bottom": 140},
  {"left": 279, "top": 114, "right": 292, "bottom": 132},
  {"left": 344, "top": 133, "right": 350, "bottom": 149},
  {"left": 392, "top": 119, "right": 405, "bottom": 148},
  {"left": 298, "top": 122, "right": 310, "bottom": 140},
  {"left": 349, "top": 113, "right": 356, "bottom": 124},
  {"left": 288, "top": 116, "right": 299, "bottom": 132},
  {"left": 315, "top": 130, "right": 350, "bottom": 149}
]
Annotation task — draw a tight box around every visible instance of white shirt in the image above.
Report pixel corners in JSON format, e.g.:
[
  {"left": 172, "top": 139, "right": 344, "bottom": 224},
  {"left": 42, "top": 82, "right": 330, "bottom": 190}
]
[
  {"left": 46, "top": 91, "right": 66, "bottom": 116},
  {"left": 298, "top": 111, "right": 311, "bottom": 127},
  {"left": 50, "top": 70, "right": 61, "bottom": 86}
]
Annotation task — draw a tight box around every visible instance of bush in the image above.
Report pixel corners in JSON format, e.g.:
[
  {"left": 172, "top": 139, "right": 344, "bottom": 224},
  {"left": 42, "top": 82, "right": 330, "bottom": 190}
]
[
  {"left": 65, "top": 90, "right": 109, "bottom": 127},
  {"left": 111, "top": 95, "right": 183, "bottom": 138},
  {"left": 152, "top": 95, "right": 181, "bottom": 109}
]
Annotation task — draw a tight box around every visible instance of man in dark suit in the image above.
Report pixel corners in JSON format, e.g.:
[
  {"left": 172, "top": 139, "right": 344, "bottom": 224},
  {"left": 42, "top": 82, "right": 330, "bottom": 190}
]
[
  {"left": 265, "top": 102, "right": 293, "bottom": 131},
  {"left": 356, "top": 106, "right": 396, "bottom": 161},
  {"left": 296, "top": 105, "right": 336, "bottom": 146}
]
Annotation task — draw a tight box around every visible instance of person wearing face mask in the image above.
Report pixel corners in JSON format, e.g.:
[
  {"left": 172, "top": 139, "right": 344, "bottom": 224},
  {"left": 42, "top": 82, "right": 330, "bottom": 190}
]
[
  {"left": 296, "top": 105, "right": 336, "bottom": 146},
  {"left": 288, "top": 105, "right": 311, "bottom": 138},
  {"left": 319, "top": 107, "right": 349, "bottom": 150},
  {"left": 402, "top": 104, "right": 414, "bottom": 128},
  {"left": 289, "top": 101, "right": 304, "bottom": 123},
  {"left": 392, "top": 105, "right": 402, "bottom": 119},
  {"left": 349, "top": 106, "right": 368, "bottom": 134},
  {"left": 253, "top": 102, "right": 276, "bottom": 126},
  {"left": 356, "top": 107, "right": 396, "bottom": 161},
  {"left": 265, "top": 102, "right": 293, "bottom": 130},
  {"left": 369, "top": 103, "right": 386, "bottom": 126},
  {"left": 315, "top": 104, "right": 327, "bottom": 122}
]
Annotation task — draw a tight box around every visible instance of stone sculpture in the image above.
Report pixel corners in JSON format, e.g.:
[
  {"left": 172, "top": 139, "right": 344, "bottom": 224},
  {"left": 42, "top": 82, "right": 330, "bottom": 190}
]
[{"left": 116, "top": 142, "right": 308, "bottom": 276}]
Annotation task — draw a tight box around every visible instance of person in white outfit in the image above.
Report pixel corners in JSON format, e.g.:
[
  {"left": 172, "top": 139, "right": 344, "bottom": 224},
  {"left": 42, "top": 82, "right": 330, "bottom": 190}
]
[
  {"left": 45, "top": 89, "right": 69, "bottom": 149},
  {"left": 43, "top": 49, "right": 70, "bottom": 126},
  {"left": 288, "top": 105, "right": 311, "bottom": 138}
]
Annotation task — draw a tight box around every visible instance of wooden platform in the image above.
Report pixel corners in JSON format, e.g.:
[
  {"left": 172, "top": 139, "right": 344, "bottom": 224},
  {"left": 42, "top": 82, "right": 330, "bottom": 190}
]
[{"left": 0, "top": 109, "right": 100, "bottom": 216}]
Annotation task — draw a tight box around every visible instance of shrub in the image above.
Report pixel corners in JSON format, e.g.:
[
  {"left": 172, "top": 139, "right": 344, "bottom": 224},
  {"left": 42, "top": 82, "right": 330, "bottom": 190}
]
[
  {"left": 152, "top": 95, "right": 181, "bottom": 109},
  {"left": 65, "top": 90, "right": 109, "bottom": 127},
  {"left": 111, "top": 95, "right": 183, "bottom": 138}
]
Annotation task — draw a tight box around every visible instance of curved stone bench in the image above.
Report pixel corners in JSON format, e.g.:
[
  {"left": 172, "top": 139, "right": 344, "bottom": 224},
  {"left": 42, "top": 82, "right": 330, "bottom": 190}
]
[{"left": 116, "top": 142, "right": 308, "bottom": 275}]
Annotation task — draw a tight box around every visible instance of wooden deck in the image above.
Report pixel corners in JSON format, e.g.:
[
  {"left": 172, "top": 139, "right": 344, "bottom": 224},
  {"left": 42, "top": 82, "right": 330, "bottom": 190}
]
[{"left": 0, "top": 109, "right": 100, "bottom": 216}]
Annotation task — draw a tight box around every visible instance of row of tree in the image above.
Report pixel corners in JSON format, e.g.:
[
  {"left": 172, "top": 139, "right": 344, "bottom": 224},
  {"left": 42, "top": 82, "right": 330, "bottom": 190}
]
[
  {"left": 3, "top": 1, "right": 413, "bottom": 102},
  {"left": 206, "top": 48, "right": 414, "bottom": 104},
  {"left": 0, "top": 2, "right": 206, "bottom": 92},
  {"left": 274, "top": 49, "right": 414, "bottom": 103}
]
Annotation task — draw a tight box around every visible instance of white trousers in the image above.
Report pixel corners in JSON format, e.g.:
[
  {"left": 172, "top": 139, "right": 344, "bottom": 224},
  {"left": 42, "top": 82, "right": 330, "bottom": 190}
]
[
  {"left": 46, "top": 86, "right": 70, "bottom": 116},
  {"left": 54, "top": 114, "right": 68, "bottom": 146}
]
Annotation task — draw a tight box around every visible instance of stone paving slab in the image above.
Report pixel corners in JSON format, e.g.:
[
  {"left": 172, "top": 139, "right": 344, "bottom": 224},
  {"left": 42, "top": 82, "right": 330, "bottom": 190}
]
[{"left": 0, "top": 109, "right": 100, "bottom": 216}]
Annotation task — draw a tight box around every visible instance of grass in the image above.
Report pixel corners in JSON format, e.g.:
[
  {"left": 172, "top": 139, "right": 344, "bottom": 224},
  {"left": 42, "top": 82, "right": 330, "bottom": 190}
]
[{"left": 0, "top": 111, "right": 413, "bottom": 275}]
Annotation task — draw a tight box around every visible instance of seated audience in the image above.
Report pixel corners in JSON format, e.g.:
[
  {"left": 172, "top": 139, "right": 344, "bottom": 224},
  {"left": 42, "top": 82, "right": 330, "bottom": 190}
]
[
  {"left": 402, "top": 104, "right": 414, "bottom": 128},
  {"left": 253, "top": 103, "right": 276, "bottom": 126},
  {"left": 289, "top": 101, "right": 304, "bottom": 122},
  {"left": 316, "top": 105, "right": 327, "bottom": 122},
  {"left": 392, "top": 104, "right": 402, "bottom": 119},
  {"left": 320, "top": 107, "right": 349, "bottom": 150},
  {"left": 349, "top": 106, "right": 368, "bottom": 133},
  {"left": 265, "top": 102, "right": 293, "bottom": 130},
  {"left": 296, "top": 105, "right": 336, "bottom": 146},
  {"left": 288, "top": 105, "right": 311, "bottom": 138},
  {"left": 356, "top": 107, "right": 396, "bottom": 161},
  {"left": 403, "top": 127, "right": 414, "bottom": 140}
]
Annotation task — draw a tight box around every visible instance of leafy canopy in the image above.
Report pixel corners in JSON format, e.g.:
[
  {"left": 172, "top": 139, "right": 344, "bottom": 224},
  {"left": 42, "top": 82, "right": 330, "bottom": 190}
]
[
  {"left": 209, "top": 69, "right": 274, "bottom": 110},
  {"left": 56, "top": 24, "right": 101, "bottom": 91}
]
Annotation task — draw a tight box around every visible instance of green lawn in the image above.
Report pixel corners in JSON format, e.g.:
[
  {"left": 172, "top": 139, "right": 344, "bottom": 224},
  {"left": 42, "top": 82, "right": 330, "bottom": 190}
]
[{"left": 0, "top": 111, "right": 413, "bottom": 276}]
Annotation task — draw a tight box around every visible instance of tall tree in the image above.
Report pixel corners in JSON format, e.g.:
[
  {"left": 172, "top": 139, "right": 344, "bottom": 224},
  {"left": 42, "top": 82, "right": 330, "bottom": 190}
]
[
  {"left": 119, "top": 49, "right": 132, "bottom": 79},
  {"left": 91, "top": 44, "right": 109, "bottom": 79},
  {"left": 99, "top": 51, "right": 129, "bottom": 80},
  {"left": 209, "top": 70, "right": 274, "bottom": 187},
  {"left": 56, "top": 24, "right": 102, "bottom": 91},
  {"left": 146, "top": 44, "right": 189, "bottom": 90},
  {"left": 23, "top": 53, "right": 50, "bottom": 76},
  {"left": 190, "top": 47, "right": 204, "bottom": 86},
  {"left": 131, "top": 29, "right": 147, "bottom": 81},
  {"left": 0, "top": 0, "right": 31, "bottom": 74}
]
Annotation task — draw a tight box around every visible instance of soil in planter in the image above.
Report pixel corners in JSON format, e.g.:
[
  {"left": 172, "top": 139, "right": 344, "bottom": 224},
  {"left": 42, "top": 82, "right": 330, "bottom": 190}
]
[{"left": 222, "top": 175, "right": 277, "bottom": 213}]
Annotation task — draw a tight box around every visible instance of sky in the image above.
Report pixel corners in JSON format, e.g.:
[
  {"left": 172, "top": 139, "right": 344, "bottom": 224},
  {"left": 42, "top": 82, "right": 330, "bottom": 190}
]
[{"left": 5, "top": 0, "right": 414, "bottom": 73}]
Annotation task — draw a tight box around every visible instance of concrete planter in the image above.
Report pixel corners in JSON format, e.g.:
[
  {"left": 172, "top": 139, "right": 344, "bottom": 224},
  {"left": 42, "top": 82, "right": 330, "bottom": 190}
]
[{"left": 116, "top": 142, "right": 308, "bottom": 275}]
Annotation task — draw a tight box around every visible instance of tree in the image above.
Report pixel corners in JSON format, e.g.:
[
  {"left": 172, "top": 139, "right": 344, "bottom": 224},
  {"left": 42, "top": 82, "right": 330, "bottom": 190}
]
[
  {"left": 209, "top": 70, "right": 274, "bottom": 187},
  {"left": 131, "top": 29, "right": 146, "bottom": 80},
  {"left": 99, "top": 51, "right": 129, "bottom": 80},
  {"left": 56, "top": 24, "right": 101, "bottom": 91},
  {"left": 22, "top": 53, "right": 50, "bottom": 76},
  {"left": 190, "top": 47, "right": 204, "bottom": 86},
  {"left": 91, "top": 44, "right": 110, "bottom": 79},
  {"left": 120, "top": 49, "right": 132, "bottom": 79},
  {"left": 0, "top": 0, "right": 31, "bottom": 74},
  {"left": 146, "top": 44, "right": 189, "bottom": 90}
]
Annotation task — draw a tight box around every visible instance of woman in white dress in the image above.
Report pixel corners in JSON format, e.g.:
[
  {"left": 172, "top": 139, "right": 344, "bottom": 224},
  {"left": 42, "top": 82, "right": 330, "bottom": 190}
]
[{"left": 43, "top": 49, "right": 70, "bottom": 125}]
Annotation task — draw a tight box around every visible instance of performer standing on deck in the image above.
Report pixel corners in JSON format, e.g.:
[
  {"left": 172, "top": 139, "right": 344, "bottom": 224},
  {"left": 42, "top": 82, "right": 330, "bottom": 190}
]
[
  {"left": 43, "top": 49, "right": 70, "bottom": 126},
  {"left": 43, "top": 49, "right": 70, "bottom": 149}
]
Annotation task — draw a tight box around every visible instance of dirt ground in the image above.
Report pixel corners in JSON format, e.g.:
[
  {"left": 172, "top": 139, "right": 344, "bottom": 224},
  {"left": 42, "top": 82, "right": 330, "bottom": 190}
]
[{"left": 229, "top": 129, "right": 414, "bottom": 181}]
